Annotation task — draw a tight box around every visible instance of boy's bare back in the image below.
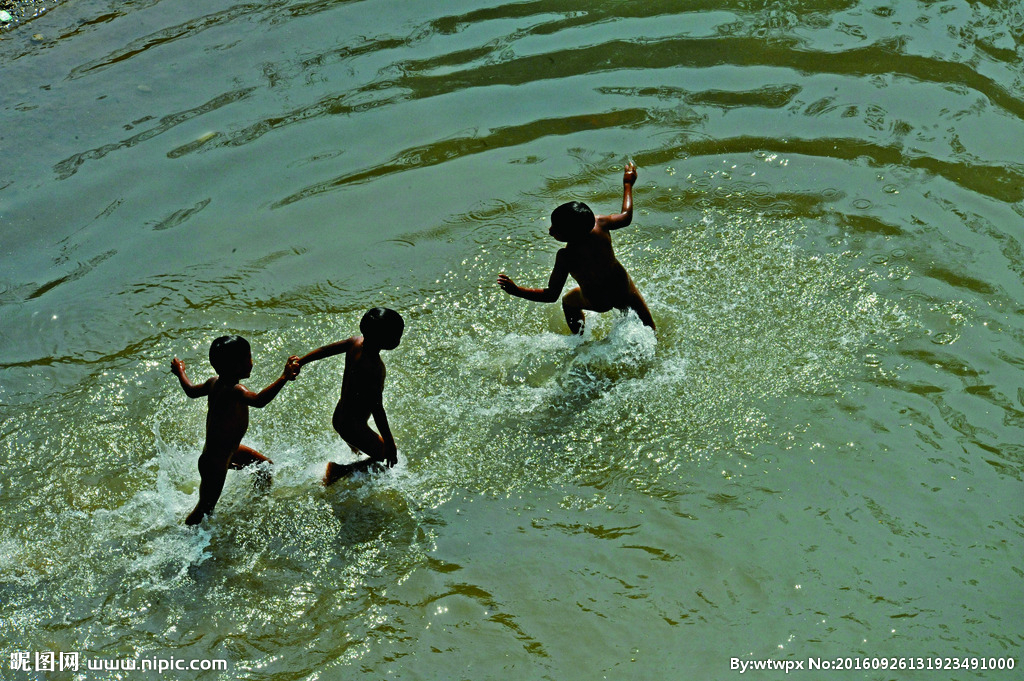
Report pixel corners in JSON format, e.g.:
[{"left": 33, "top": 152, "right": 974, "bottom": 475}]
[
  {"left": 335, "top": 336, "right": 386, "bottom": 424},
  {"left": 203, "top": 375, "right": 255, "bottom": 454},
  {"left": 498, "top": 161, "right": 654, "bottom": 334},
  {"left": 173, "top": 354, "right": 298, "bottom": 459}
]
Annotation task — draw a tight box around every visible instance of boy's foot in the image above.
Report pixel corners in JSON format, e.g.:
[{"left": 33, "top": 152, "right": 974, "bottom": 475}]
[
  {"left": 324, "top": 459, "right": 384, "bottom": 485},
  {"left": 324, "top": 462, "right": 343, "bottom": 486}
]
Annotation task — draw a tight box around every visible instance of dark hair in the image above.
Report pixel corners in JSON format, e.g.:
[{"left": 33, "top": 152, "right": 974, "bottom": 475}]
[
  {"left": 209, "top": 335, "right": 251, "bottom": 375},
  {"left": 550, "top": 201, "right": 595, "bottom": 237},
  {"left": 360, "top": 307, "right": 404, "bottom": 350}
]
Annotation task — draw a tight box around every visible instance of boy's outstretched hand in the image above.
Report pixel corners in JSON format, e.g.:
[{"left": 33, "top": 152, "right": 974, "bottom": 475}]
[
  {"left": 623, "top": 160, "right": 637, "bottom": 186},
  {"left": 497, "top": 273, "right": 518, "bottom": 294},
  {"left": 284, "top": 356, "right": 301, "bottom": 381},
  {"left": 171, "top": 357, "right": 186, "bottom": 378}
]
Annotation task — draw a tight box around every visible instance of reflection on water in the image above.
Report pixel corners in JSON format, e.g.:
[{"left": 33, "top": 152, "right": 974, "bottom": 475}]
[{"left": 2, "top": 0, "right": 1023, "bottom": 678}]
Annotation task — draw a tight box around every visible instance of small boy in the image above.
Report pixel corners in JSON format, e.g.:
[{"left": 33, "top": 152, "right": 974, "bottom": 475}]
[
  {"left": 296, "top": 307, "right": 404, "bottom": 485},
  {"left": 498, "top": 161, "right": 655, "bottom": 334},
  {"left": 171, "top": 336, "right": 300, "bottom": 525}
]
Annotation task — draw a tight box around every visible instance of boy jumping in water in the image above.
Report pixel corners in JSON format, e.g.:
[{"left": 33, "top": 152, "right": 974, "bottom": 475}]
[
  {"left": 171, "top": 336, "right": 300, "bottom": 525},
  {"left": 498, "top": 161, "right": 654, "bottom": 334},
  {"left": 296, "top": 307, "right": 405, "bottom": 485}
]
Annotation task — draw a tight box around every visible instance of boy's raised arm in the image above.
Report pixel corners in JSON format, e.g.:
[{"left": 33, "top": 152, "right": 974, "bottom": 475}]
[
  {"left": 498, "top": 250, "right": 570, "bottom": 303},
  {"left": 171, "top": 358, "right": 213, "bottom": 398},
  {"left": 597, "top": 160, "right": 637, "bottom": 231},
  {"left": 297, "top": 338, "right": 356, "bottom": 367}
]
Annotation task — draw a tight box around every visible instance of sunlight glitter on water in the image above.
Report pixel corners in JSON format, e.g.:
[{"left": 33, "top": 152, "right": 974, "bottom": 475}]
[{"left": 3, "top": 0, "right": 1023, "bottom": 677}]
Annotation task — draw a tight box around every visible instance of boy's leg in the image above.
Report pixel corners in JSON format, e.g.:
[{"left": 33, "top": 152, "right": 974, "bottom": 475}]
[
  {"left": 186, "top": 455, "right": 228, "bottom": 525},
  {"left": 340, "top": 423, "right": 388, "bottom": 464},
  {"left": 325, "top": 423, "right": 388, "bottom": 485},
  {"left": 562, "top": 288, "right": 587, "bottom": 335},
  {"left": 230, "top": 445, "right": 273, "bottom": 492},
  {"left": 628, "top": 291, "right": 656, "bottom": 330},
  {"left": 229, "top": 445, "right": 272, "bottom": 468}
]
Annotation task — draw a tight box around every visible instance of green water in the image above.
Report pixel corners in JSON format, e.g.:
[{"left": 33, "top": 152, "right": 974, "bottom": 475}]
[{"left": 1, "top": 0, "right": 1022, "bottom": 679}]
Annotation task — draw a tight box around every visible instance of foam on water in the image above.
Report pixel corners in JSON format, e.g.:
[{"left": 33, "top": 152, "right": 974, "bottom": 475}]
[{"left": 385, "top": 205, "right": 911, "bottom": 500}]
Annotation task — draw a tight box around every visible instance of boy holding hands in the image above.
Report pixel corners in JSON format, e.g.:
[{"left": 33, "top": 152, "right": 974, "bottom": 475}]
[{"left": 171, "top": 336, "right": 300, "bottom": 525}]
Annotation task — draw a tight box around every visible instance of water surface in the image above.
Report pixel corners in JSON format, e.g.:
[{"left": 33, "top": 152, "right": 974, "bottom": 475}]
[{"left": 1, "top": 0, "right": 1022, "bottom": 678}]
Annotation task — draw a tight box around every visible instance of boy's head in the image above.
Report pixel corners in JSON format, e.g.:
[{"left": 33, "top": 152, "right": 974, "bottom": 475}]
[
  {"left": 360, "top": 308, "right": 404, "bottom": 350},
  {"left": 549, "top": 201, "right": 595, "bottom": 242},
  {"left": 209, "top": 335, "right": 253, "bottom": 378}
]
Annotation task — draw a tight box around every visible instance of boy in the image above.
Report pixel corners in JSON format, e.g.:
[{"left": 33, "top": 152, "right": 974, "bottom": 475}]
[
  {"left": 171, "top": 336, "right": 300, "bottom": 525},
  {"left": 296, "top": 307, "right": 404, "bottom": 485},
  {"left": 497, "top": 161, "right": 655, "bottom": 334}
]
